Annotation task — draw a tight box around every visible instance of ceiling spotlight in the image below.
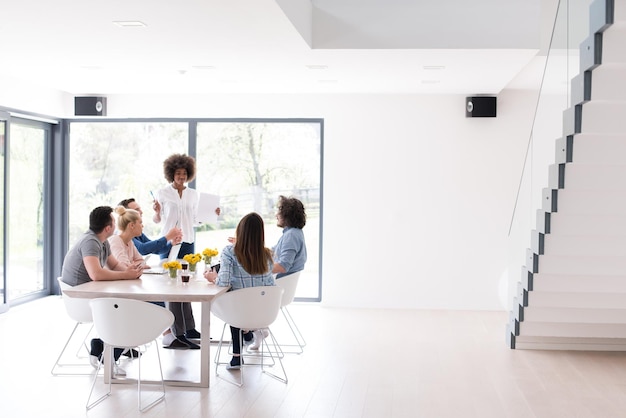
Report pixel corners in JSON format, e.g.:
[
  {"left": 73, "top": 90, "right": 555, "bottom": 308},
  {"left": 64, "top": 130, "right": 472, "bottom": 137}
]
[
  {"left": 306, "top": 65, "right": 328, "bottom": 70},
  {"left": 113, "top": 21, "right": 147, "bottom": 28}
]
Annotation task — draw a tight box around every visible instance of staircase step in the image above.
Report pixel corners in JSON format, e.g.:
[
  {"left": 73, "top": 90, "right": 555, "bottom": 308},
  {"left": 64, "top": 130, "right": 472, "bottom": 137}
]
[
  {"left": 514, "top": 335, "right": 626, "bottom": 350},
  {"left": 547, "top": 163, "right": 564, "bottom": 189},
  {"left": 616, "top": 0, "right": 626, "bottom": 23},
  {"left": 582, "top": 31, "right": 603, "bottom": 73},
  {"left": 528, "top": 290, "right": 626, "bottom": 308},
  {"left": 562, "top": 106, "right": 581, "bottom": 136},
  {"left": 563, "top": 162, "right": 626, "bottom": 189},
  {"left": 549, "top": 213, "right": 626, "bottom": 235},
  {"left": 570, "top": 72, "right": 590, "bottom": 106},
  {"left": 601, "top": 25, "right": 626, "bottom": 63},
  {"left": 541, "top": 188, "right": 558, "bottom": 212},
  {"left": 572, "top": 133, "right": 626, "bottom": 163},
  {"left": 539, "top": 254, "right": 626, "bottom": 275},
  {"left": 543, "top": 233, "right": 626, "bottom": 256},
  {"left": 535, "top": 210, "right": 551, "bottom": 233},
  {"left": 523, "top": 306, "right": 626, "bottom": 323},
  {"left": 555, "top": 135, "right": 573, "bottom": 164},
  {"left": 519, "top": 321, "right": 626, "bottom": 338},
  {"left": 532, "top": 273, "right": 626, "bottom": 292},
  {"left": 581, "top": 101, "right": 626, "bottom": 133},
  {"left": 591, "top": 64, "right": 626, "bottom": 100},
  {"left": 550, "top": 188, "right": 626, "bottom": 215},
  {"left": 589, "top": 0, "right": 613, "bottom": 33}
]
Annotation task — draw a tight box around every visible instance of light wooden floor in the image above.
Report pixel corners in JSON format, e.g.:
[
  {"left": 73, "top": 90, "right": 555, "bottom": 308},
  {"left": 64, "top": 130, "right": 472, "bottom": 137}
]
[{"left": 2, "top": 297, "right": 626, "bottom": 417}]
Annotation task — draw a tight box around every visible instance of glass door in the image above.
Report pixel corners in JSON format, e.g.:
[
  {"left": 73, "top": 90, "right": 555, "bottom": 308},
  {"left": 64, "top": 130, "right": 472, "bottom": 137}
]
[
  {"left": 0, "top": 112, "right": 6, "bottom": 313},
  {"left": 7, "top": 119, "right": 47, "bottom": 302}
]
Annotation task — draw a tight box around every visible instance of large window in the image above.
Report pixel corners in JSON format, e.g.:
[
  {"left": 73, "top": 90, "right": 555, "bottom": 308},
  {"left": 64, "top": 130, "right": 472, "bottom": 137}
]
[
  {"left": 0, "top": 115, "right": 5, "bottom": 310},
  {"left": 196, "top": 122, "right": 321, "bottom": 299},
  {"left": 7, "top": 122, "right": 46, "bottom": 301},
  {"left": 68, "top": 122, "right": 187, "bottom": 240},
  {"left": 68, "top": 119, "right": 322, "bottom": 300}
]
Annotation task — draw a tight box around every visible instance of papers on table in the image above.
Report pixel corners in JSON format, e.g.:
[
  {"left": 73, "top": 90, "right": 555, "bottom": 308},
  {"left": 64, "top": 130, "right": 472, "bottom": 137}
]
[{"left": 197, "top": 193, "right": 220, "bottom": 224}]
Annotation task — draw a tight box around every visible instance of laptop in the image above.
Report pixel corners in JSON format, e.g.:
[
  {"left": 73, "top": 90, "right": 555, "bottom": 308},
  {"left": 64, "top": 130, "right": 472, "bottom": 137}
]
[{"left": 143, "top": 244, "right": 182, "bottom": 274}]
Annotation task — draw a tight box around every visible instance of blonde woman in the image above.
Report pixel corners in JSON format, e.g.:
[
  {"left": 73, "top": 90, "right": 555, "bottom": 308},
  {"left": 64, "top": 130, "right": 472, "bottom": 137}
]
[
  {"left": 108, "top": 205, "right": 187, "bottom": 349},
  {"left": 108, "top": 206, "right": 148, "bottom": 269}
]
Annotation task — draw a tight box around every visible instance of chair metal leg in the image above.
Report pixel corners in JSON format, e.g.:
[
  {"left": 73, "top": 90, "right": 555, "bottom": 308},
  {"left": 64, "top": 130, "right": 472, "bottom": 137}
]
[
  {"left": 260, "top": 328, "right": 288, "bottom": 384},
  {"left": 214, "top": 323, "right": 229, "bottom": 367},
  {"left": 215, "top": 325, "right": 288, "bottom": 386},
  {"left": 281, "top": 306, "right": 306, "bottom": 353},
  {"left": 87, "top": 341, "right": 166, "bottom": 411},
  {"left": 137, "top": 343, "right": 166, "bottom": 412},
  {"left": 51, "top": 322, "right": 95, "bottom": 376},
  {"left": 86, "top": 347, "right": 112, "bottom": 410}
]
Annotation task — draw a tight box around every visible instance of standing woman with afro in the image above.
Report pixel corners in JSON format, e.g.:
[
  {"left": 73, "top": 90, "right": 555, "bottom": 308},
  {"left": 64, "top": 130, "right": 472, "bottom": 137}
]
[{"left": 153, "top": 153, "right": 220, "bottom": 349}]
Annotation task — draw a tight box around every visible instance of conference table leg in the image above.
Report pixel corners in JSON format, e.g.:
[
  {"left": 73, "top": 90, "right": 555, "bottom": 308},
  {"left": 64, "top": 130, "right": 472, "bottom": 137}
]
[
  {"left": 103, "top": 345, "right": 112, "bottom": 384},
  {"left": 199, "top": 300, "right": 211, "bottom": 387}
]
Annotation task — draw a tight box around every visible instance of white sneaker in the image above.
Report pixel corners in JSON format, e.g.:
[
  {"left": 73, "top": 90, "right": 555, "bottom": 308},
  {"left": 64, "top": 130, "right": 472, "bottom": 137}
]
[
  {"left": 113, "top": 364, "right": 127, "bottom": 377},
  {"left": 91, "top": 354, "right": 126, "bottom": 377},
  {"left": 242, "top": 331, "right": 254, "bottom": 346},
  {"left": 247, "top": 329, "right": 269, "bottom": 351},
  {"left": 89, "top": 355, "right": 100, "bottom": 369}
]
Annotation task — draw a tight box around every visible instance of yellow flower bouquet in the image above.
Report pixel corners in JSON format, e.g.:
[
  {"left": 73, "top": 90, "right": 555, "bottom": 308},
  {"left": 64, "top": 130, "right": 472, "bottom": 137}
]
[
  {"left": 183, "top": 253, "right": 202, "bottom": 272},
  {"left": 202, "top": 247, "right": 218, "bottom": 265},
  {"left": 163, "top": 260, "right": 182, "bottom": 278}
]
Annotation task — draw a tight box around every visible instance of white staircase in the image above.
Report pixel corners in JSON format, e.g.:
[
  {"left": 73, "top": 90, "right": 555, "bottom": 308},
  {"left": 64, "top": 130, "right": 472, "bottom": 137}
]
[{"left": 508, "top": 0, "right": 626, "bottom": 350}]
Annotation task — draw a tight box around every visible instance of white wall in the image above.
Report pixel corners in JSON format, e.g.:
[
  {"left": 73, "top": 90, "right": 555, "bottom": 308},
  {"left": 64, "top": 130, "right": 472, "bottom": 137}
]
[
  {"left": 0, "top": 75, "right": 69, "bottom": 117},
  {"left": 1, "top": 88, "right": 540, "bottom": 311},
  {"left": 98, "top": 90, "right": 540, "bottom": 310}
]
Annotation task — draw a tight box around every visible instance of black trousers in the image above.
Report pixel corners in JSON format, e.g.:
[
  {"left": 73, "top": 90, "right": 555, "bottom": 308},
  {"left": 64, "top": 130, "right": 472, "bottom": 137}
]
[
  {"left": 230, "top": 327, "right": 253, "bottom": 355},
  {"left": 90, "top": 338, "right": 123, "bottom": 361}
]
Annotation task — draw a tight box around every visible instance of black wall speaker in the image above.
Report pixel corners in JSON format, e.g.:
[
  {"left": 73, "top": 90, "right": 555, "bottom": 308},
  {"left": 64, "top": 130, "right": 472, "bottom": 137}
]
[
  {"left": 75, "top": 96, "right": 107, "bottom": 116},
  {"left": 465, "top": 96, "right": 497, "bottom": 117}
]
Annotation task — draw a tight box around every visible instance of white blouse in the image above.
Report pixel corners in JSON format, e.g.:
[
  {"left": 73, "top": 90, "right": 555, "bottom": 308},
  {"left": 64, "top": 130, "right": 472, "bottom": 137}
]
[{"left": 156, "top": 184, "right": 199, "bottom": 244}]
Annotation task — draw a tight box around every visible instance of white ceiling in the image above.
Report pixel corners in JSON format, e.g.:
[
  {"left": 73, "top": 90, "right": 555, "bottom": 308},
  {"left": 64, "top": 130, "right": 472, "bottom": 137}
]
[{"left": 0, "top": 0, "right": 545, "bottom": 96}]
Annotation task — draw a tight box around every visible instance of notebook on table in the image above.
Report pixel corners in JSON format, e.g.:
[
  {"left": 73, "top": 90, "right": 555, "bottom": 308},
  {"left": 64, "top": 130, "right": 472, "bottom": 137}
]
[{"left": 143, "top": 244, "right": 182, "bottom": 274}]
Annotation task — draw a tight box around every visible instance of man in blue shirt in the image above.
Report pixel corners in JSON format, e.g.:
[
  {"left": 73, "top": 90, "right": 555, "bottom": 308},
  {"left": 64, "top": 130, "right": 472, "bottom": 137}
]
[{"left": 271, "top": 195, "right": 307, "bottom": 278}]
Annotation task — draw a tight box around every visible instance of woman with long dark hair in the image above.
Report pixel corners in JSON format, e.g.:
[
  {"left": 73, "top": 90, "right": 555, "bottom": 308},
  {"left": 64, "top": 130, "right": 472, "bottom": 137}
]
[{"left": 204, "top": 212, "right": 275, "bottom": 368}]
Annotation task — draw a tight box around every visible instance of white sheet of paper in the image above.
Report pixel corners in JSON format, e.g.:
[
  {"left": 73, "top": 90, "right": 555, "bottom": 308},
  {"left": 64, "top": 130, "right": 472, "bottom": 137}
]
[
  {"left": 197, "top": 193, "right": 220, "bottom": 224},
  {"left": 168, "top": 244, "right": 182, "bottom": 261}
]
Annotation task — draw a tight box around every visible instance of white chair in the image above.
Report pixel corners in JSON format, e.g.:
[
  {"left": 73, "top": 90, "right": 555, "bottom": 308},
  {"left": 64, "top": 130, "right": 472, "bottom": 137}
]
[
  {"left": 275, "top": 271, "right": 306, "bottom": 354},
  {"left": 86, "top": 298, "right": 174, "bottom": 412},
  {"left": 51, "top": 277, "right": 95, "bottom": 376},
  {"left": 211, "top": 286, "right": 286, "bottom": 386}
]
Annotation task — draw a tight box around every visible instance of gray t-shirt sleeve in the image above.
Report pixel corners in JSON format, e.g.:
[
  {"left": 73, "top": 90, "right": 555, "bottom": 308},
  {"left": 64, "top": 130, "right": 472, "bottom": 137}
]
[{"left": 61, "top": 231, "right": 105, "bottom": 286}]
